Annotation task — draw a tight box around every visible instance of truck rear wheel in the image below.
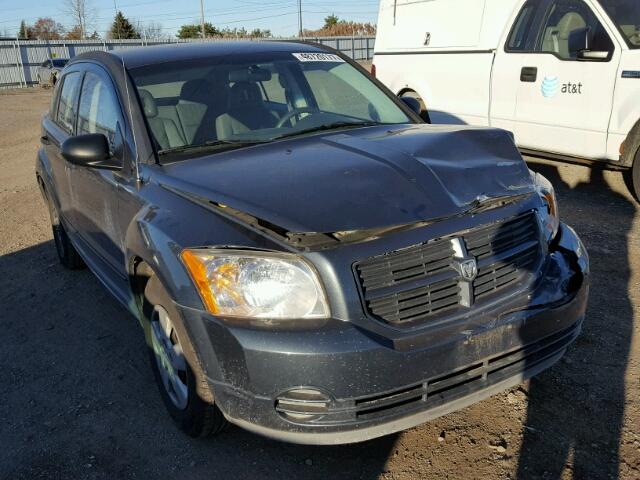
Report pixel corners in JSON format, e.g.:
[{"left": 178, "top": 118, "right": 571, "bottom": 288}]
[
  {"left": 631, "top": 153, "right": 640, "bottom": 202},
  {"left": 400, "top": 90, "right": 431, "bottom": 123}
]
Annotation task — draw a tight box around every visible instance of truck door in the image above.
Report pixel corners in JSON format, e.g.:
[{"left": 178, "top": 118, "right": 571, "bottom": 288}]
[
  {"left": 499, "top": 0, "right": 621, "bottom": 160},
  {"left": 490, "top": 1, "right": 540, "bottom": 135}
]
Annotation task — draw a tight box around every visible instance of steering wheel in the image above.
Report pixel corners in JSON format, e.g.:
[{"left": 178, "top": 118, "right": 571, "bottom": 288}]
[{"left": 276, "top": 107, "right": 318, "bottom": 128}]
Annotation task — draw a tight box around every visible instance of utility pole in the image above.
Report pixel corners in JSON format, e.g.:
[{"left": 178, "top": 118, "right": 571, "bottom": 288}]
[
  {"left": 298, "top": 0, "right": 303, "bottom": 38},
  {"left": 200, "top": 0, "right": 206, "bottom": 39}
]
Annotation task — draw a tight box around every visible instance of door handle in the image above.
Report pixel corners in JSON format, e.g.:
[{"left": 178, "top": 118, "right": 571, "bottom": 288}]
[
  {"left": 520, "top": 67, "right": 538, "bottom": 83},
  {"left": 40, "top": 135, "right": 51, "bottom": 145}
]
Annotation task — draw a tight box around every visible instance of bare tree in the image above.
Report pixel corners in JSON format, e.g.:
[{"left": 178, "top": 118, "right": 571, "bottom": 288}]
[
  {"left": 141, "top": 22, "right": 167, "bottom": 41},
  {"left": 62, "top": 0, "right": 95, "bottom": 40}
]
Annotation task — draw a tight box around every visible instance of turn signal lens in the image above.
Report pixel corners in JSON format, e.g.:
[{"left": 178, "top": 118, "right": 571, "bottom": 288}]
[
  {"left": 180, "top": 250, "right": 219, "bottom": 314},
  {"left": 532, "top": 172, "right": 560, "bottom": 242}
]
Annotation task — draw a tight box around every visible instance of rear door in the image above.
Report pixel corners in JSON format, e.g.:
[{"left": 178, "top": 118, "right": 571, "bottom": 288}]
[
  {"left": 42, "top": 69, "right": 83, "bottom": 228},
  {"left": 68, "top": 64, "right": 128, "bottom": 277},
  {"left": 502, "top": 0, "right": 621, "bottom": 159}
]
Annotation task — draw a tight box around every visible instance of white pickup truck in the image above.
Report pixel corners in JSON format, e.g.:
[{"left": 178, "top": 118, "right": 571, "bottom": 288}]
[{"left": 372, "top": 0, "right": 640, "bottom": 197}]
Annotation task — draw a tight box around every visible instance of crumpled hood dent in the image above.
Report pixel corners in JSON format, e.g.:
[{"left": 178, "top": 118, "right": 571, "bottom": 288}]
[{"left": 161, "top": 124, "right": 535, "bottom": 244}]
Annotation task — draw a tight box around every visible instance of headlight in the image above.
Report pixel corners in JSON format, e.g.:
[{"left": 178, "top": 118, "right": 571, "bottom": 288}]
[
  {"left": 180, "top": 249, "right": 330, "bottom": 320},
  {"left": 532, "top": 171, "right": 559, "bottom": 242}
]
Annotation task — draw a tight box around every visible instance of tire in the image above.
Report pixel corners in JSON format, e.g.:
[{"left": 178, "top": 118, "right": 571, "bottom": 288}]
[
  {"left": 144, "top": 276, "right": 227, "bottom": 438},
  {"left": 631, "top": 152, "right": 640, "bottom": 202},
  {"left": 46, "top": 193, "right": 85, "bottom": 270},
  {"left": 401, "top": 90, "right": 431, "bottom": 124}
]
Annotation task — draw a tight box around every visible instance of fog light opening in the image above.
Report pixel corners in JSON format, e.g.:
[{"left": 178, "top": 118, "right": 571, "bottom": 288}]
[{"left": 275, "top": 388, "right": 333, "bottom": 423}]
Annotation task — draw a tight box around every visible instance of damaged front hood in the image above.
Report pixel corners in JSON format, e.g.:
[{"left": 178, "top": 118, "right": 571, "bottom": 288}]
[{"left": 161, "top": 124, "right": 535, "bottom": 241}]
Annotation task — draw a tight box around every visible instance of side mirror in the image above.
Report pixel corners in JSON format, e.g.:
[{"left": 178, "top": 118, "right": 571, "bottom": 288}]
[
  {"left": 569, "top": 27, "right": 610, "bottom": 61},
  {"left": 401, "top": 96, "right": 422, "bottom": 116},
  {"left": 61, "top": 133, "right": 120, "bottom": 170}
]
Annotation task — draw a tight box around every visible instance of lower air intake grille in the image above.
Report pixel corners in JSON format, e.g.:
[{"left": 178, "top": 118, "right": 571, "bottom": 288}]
[{"left": 354, "top": 324, "right": 579, "bottom": 420}]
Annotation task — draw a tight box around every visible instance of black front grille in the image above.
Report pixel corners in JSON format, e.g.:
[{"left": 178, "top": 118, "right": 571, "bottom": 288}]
[
  {"left": 465, "top": 213, "right": 540, "bottom": 259},
  {"left": 474, "top": 244, "right": 539, "bottom": 299},
  {"left": 356, "top": 212, "right": 542, "bottom": 327},
  {"left": 357, "top": 238, "right": 454, "bottom": 290},
  {"left": 368, "top": 278, "right": 461, "bottom": 324}
]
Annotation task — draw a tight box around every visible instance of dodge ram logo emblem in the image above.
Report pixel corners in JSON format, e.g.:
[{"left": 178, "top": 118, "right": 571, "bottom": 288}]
[{"left": 458, "top": 258, "right": 478, "bottom": 282}]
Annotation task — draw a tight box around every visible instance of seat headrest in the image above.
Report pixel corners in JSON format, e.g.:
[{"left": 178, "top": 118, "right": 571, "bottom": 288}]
[
  {"left": 180, "top": 79, "right": 212, "bottom": 103},
  {"left": 229, "top": 82, "right": 263, "bottom": 108},
  {"left": 138, "top": 89, "right": 158, "bottom": 118}
]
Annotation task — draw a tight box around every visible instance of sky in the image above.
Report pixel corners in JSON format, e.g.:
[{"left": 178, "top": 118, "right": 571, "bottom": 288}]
[{"left": 0, "top": 0, "right": 380, "bottom": 38}]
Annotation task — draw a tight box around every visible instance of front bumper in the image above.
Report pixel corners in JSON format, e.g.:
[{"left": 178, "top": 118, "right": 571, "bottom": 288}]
[{"left": 179, "top": 224, "right": 589, "bottom": 445}]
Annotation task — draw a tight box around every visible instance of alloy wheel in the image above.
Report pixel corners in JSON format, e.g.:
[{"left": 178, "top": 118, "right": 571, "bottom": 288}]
[{"left": 151, "top": 305, "right": 189, "bottom": 410}]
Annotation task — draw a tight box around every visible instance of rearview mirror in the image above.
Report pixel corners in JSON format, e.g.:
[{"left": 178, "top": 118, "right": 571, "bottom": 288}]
[
  {"left": 568, "top": 27, "right": 610, "bottom": 61},
  {"left": 61, "top": 133, "right": 120, "bottom": 170}
]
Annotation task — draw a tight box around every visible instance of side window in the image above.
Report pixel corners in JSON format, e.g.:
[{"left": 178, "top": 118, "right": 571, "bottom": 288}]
[
  {"left": 77, "top": 71, "right": 121, "bottom": 146},
  {"left": 56, "top": 72, "right": 82, "bottom": 134},
  {"left": 507, "top": 1, "right": 539, "bottom": 51},
  {"left": 537, "top": 0, "right": 614, "bottom": 60}
]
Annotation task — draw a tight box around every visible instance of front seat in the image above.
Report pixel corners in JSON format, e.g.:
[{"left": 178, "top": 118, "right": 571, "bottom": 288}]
[
  {"left": 215, "top": 82, "right": 278, "bottom": 140},
  {"left": 542, "top": 11, "right": 587, "bottom": 58},
  {"left": 139, "top": 89, "right": 185, "bottom": 151},
  {"left": 176, "top": 79, "right": 213, "bottom": 144}
]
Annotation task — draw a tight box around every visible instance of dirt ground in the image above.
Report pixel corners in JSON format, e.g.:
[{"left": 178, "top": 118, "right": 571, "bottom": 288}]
[{"left": 1, "top": 88, "right": 639, "bottom": 480}]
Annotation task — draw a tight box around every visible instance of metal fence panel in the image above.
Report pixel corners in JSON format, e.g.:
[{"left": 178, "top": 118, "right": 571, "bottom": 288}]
[{"left": 0, "top": 36, "right": 376, "bottom": 89}]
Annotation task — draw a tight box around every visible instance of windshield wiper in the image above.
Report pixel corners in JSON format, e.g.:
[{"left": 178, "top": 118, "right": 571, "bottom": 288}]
[
  {"left": 158, "top": 139, "right": 267, "bottom": 156},
  {"left": 270, "top": 121, "right": 384, "bottom": 142}
]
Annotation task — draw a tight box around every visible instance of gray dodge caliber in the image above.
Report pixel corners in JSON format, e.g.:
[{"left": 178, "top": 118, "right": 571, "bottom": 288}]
[{"left": 36, "top": 42, "right": 589, "bottom": 444}]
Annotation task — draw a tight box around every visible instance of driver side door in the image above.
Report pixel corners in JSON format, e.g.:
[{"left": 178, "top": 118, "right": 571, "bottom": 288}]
[{"left": 68, "top": 65, "right": 128, "bottom": 280}]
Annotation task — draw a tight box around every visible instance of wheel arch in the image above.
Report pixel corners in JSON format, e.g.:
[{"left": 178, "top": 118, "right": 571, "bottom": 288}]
[
  {"left": 397, "top": 87, "right": 431, "bottom": 124},
  {"left": 622, "top": 118, "right": 640, "bottom": 168}
]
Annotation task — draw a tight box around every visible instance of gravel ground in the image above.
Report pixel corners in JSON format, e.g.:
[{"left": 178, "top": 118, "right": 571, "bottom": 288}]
[{"left": 1, "top": 88, "right": 639, "bottom": 480}]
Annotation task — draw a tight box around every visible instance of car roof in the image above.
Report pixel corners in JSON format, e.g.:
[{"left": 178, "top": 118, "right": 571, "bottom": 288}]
[{"left": 72, "top": 41, "right": 332, "bottom": 69}]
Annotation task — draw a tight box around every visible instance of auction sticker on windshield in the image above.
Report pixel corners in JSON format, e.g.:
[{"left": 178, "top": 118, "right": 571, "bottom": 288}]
[{"left": 292, "top": 52, "right": 345, "bottom": 62}]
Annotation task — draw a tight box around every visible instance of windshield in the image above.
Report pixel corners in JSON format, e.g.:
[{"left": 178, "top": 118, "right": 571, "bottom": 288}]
[
  {"left": 599, "top": 0, "right": 640, "bottom": 48},
  {"left": 51, "top": 59, "right": 68, "bottom": 67},
  {"left": 129, "top": 51, "right": 413, "bottom": 160}
]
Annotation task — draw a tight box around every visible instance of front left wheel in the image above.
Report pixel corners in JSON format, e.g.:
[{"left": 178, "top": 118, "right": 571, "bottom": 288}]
[{"left": 144, "top": 276, "right": 227, "bottom": 438}]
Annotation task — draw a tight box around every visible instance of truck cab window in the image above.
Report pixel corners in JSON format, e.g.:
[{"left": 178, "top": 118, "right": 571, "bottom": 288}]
[
  {"left": 507, "top": 1, "right": 538, "bottom": 51},
  {"left": 538, "top": 0, "right": 613, "bottom": 60},
  {"left": 599, "top": 0, "right": 640, "bottom": 49}
]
